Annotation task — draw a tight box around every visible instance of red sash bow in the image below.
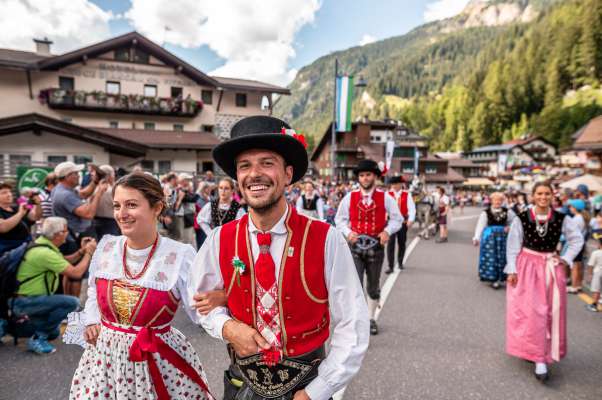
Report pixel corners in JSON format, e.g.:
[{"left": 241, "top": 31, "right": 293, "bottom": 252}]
[{"left": 102, "top": 321, "right": 213, "bottom": 400}]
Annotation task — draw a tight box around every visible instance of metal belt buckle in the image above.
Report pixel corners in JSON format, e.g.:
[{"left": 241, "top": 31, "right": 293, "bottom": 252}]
[
  {"left": 355, "top": 234, "right": 379, "bottom": 251},
  {"left": 235, "top": 354, "right": 315, "bottom": 398}
]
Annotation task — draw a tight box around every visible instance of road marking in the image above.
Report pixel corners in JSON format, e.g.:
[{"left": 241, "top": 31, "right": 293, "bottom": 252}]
[{"left": 333, "top": 235, "right": 421, "bottom": 400}]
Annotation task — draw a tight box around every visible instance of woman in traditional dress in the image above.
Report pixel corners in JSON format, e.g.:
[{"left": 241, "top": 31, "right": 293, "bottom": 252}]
[
  {"left": 66, "top": 173, "right": 215, "bottom": 399},
  {"left": 473, "top": 192, "right": 515, "bottom": 289},
  {"left": 197, "top": 177, "right": 245, "bottom": 237},
  {"left": 505, "top": 182, "right": 584, "bottom": 382},
  {"left": 295, "top": 180, "right": 325, "bottom": 220}
]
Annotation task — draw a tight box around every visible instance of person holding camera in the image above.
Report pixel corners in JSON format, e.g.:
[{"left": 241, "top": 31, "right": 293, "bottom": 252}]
[
  {"left": 10, "top": 217, "right": 96, "bottom": 354},
  {"left": 0, "top": 182, "right": 42, "bottom": 255},
  {"left": 51, "top": 161, "right": 107, "bottom": 297},
  {"left": 92, "top": 165, "right": 120, "bottom": 240}
]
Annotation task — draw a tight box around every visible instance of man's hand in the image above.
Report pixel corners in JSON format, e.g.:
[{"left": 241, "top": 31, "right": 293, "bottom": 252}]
[
  {"left": 17, "top": 203, "right": 28, "bottom": 217},
  {"left": 406, "top": 221, "right": 413, "bottom": 230},
  {"left": 84, "top": 324, "right": 101, "bottom": 346},
  {"left": 193, "top": 290, "right": 228, "bottom": 315},
  {"left": 222, "top": 320, "right": 270, "bottom": 357},
  {"left": 347, "top": 231, "right": 359, "bottom": 244},
  {"left": 97, "top": 180, "right": 109, "bottom": 194},
  {"left": 293, "top": 389, "right": 311, "bottom": 400},
  {"left": 378, "top": 231, "right": 390, "bottom": 246},
  {"left": 507, "top": 273, "right": 518, "bottom": 287},
  {"left": 84, "top": 240, "right": 97, "bottom": 255}
]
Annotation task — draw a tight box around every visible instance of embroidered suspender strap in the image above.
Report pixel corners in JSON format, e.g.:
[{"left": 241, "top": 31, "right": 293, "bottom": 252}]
[{"left": 102, "top": 321, "right": 214, "bottom": 400}]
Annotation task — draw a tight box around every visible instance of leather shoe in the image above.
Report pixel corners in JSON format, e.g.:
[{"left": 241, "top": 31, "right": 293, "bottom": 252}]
[
  {"left": 370, "top": 319, "right": 378, "bottom": 335},
  {"left": 384, "top": 268, "right": 394, "bottom": 274}
]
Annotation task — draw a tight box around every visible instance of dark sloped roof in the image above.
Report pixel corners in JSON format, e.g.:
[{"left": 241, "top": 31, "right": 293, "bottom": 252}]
[
  {"left": 0, "top": 48, "right": 49, "bottom": 69},
  {"left": 574, "top": 115, "right": 602, "bottom": 149},
  {"left": 94, "top": 127, "right": 220, "bottom": 150},
  {"left": 212, "top": 76, "right": 289, "bottom": 95},
  {"left": 0, "top": 113, "right": 145, "bottom": 157}
]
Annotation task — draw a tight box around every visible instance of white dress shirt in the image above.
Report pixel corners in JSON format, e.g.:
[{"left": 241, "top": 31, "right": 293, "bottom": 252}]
[
  {"left": 187, "top": 207, "right": 370, "bottom": 400},
  {"left": 473, "top": 208, "right": 516, "bottom": 242},
  {"left": 504, "top": 212, "right": 584, "bottom": 274},
  {"left": 388, "top": 189, "right": 416, "bottom": 223},
  {"left": 334, "top": 189, "right": 403, "bottom": 238},
  {"left": 197, "top": 201, "right": 246, "bottom": 236},
  {"left": 295, "top": 192, "right": 325, "bottom": 220}
]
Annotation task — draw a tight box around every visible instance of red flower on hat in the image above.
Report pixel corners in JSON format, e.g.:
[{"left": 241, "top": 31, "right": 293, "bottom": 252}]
[{"left": 281, "top": 127, "right": 308, "bottom": 149}]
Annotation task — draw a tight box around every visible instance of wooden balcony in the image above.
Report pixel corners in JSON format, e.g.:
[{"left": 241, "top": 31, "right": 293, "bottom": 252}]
[{"left": 39, "top": 88, "right": 203, "bottom": 118}]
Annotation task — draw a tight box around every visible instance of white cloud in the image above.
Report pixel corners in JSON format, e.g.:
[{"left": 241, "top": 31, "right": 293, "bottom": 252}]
[
  {"left": 125, "top": 0, "right": 321, "bottom": 86},
  {"left": 0, "top": 0, "right": 113, "bottom": 53},
  {"left": 359, "top": 34, "right": 376, "bottom": 46},
  {"left": 424, "top": 0, "right": 471, "bottom": 22}
]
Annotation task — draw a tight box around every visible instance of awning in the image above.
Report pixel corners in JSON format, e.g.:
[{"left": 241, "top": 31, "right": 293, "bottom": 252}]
[{"left": 559, "top": 174, "right": 602, "bottom": 193}]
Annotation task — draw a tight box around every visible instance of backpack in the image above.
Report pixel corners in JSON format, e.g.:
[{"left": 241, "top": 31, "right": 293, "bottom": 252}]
[{"left": 0, "top": 241, "right": 53, "bottom": 319}]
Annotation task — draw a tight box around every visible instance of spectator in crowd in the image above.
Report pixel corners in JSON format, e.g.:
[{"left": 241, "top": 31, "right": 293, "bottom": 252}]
[
  {"left": 436, "top": 186, "right": 450, "bottom": 243},
  {"left": 39, "top": 173, "right": 57, "bottom": 219},
  {"left": 585, "top": 235, "right": 602, "bottom": 312},
  {"left": 162, "top": 172, "right": 178, "bottom": 239},
  {"left": 174, "top": 173, "right": 197, "bottom": 247},
  {"left": 567, "top": 199, "right": 589, "bottom": 294},
  {"left": 0, "top": 182, "right": 42, "bottom": 254},
  {"left": 10, "top": 216, "right": 96, "bottom": 354},
  {"left": 204, "top": 170, "right": 216, "bottom": 184},
  {"left": 51, "top": 161, "right": 107, "bottom": 297},
  {"left": 193, "top": 181, "right": 213, "bottom": 249},
  {"left": 92, "top": 165, "right": 120, "bottom": 240}
]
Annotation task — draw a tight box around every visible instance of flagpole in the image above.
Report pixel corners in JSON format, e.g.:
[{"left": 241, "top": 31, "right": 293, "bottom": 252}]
[{"left": 331, "top": 58, "right": 338, "bottom": 183}]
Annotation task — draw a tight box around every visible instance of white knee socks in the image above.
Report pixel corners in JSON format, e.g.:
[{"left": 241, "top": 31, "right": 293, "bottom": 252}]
[
  {"left": 367, "top": 298, "right": 379, "bottom": 320},
  {"left": 535, "top": 363, "right": 547, "bottom": 374}
]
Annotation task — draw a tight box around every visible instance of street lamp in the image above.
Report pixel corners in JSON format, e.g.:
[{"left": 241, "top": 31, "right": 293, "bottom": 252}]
[{"left": 330, "top": 60, "right": 367, "bottom": 182}]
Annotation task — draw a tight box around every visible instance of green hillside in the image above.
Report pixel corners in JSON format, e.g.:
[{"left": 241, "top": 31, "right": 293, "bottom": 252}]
[{"left": 274, "top": 0, "right": 601, "bottom": 151}]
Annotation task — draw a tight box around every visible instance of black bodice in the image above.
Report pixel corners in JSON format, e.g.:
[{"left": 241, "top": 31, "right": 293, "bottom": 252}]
[
  {"left": 210, "top": 200, "right": 241, "bottom": 228},
  {"left": 302, "top": 194, "right": 318, "bottom": 211},
  {"left": 486, "top": 207, "right": 508, "bottom": 226},
  {"left": 518, "top": 210, "right": 565, "bottom": 252}
]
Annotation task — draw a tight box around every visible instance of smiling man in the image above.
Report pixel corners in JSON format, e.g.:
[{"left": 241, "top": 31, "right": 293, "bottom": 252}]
[{"left": 189, "top": 116, "right": 369, "bottom": 400}]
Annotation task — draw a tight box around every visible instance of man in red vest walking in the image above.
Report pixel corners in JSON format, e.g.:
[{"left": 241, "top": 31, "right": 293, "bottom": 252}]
[
  {"left": 385, "top": 175, "right": 416, "bottom": 273},
  {"left": 190, "top": 116, "right": 369, "bottom": 400},
  {"left": 335, "top": 159, "right": 403, "bottom": 335}
]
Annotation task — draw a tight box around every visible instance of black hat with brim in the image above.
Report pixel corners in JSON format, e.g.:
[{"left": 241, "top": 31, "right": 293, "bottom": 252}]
[
  {"left": 212, "top": 116, "right": 308, "bottom": 183},
  {"left": 354, "top": 159, "right": 382, "bottom": 177},
  {"left": 387, "top": 175, "right": 405, "bottom": 184}
]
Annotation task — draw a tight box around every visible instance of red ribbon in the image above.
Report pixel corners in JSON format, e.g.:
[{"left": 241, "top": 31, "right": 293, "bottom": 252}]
[{"left": 103, "top": 321, "right": 213, "bottom": 400}]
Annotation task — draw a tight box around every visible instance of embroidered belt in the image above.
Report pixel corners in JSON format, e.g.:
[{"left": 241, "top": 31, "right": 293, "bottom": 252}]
[
  {"left": 521, "top": 248, "right": 562, "bottom": 362},
  {"left": 101, "top": 320, "right": 213, "bottom": 400},
  {"left": 228, "top": 345, "right": 324, "bottom": 398}
]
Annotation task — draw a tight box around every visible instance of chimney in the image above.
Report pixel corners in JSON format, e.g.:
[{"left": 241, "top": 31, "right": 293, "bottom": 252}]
[{"left": 33, "top": 37, "right": 53, "bottom": 55}]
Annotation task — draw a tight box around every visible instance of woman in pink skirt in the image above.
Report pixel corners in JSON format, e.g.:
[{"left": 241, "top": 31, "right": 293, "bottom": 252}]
[{"left": 505, "top": 181, "right": 584, "bottom": 381}]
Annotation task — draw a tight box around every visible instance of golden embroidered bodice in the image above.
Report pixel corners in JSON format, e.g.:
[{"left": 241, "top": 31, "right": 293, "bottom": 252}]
[{"left": 111, "top": 280, "right": 144, "bottom": 325}]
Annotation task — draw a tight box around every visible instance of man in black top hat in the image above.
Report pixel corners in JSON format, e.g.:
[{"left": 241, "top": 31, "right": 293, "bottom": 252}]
[
  {"left": 335, "top": 159, "right": 402, "bottom": 335},
  {"left": 190, "top": 116, "right": 369, "bottom": 400},
  {"left": 385, "top": 175, "right": 415, "bottom": 273}
]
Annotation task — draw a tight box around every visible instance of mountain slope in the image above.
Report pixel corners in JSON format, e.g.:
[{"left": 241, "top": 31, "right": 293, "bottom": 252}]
[{"left": 274, "top": 0, "right": 566, "bottom": 146}]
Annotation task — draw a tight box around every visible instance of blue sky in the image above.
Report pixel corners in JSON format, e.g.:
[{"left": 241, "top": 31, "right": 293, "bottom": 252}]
[{"left": 0, "top": 0, "right": 470, "bottom": 85}]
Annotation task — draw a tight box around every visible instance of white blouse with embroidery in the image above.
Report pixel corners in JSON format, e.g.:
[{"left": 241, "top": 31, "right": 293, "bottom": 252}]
[{"left": 81, "top": 234, "right": 199, "bottom": 326}]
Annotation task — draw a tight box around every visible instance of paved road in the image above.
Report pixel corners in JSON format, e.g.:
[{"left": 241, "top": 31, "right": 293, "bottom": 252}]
[{"left": 1, "top": 207, "right": 601, "bottom": 399}]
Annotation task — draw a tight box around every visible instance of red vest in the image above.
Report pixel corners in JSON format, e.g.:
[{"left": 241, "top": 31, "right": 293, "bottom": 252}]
[
  {"left": 219, "top": 207, "right": 330, "bottom": 357},
  {"left": 349, "top": 190, "right": 387, "bottom": 237},
  {"left": 388, "top": 190, "right": 409, "bottom": 218}
]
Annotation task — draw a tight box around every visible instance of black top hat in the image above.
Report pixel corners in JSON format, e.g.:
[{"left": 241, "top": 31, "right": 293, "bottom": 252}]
[
  {"left": 353, "top": 159, "right": 382, "bottom": 177},
  {"left": 212, "top": 116, "right": 308, "bottom": 183},
  {"left": 387, "top": 175, "right": 405, "bottom": 184}
]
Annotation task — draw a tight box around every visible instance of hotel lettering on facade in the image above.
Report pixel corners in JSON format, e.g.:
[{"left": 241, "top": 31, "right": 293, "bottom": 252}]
[{"left": 0, "top": 32, "right": 289, "bottom": 177}]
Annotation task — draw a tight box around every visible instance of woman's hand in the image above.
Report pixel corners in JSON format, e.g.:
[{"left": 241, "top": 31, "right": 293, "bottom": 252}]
[
  {"left": 507, "top": 273, "right": 518, "bottom": 287},
  {"left": 193, "top": 290, "right": 228, "bottom": 315},
  {"left": 472, "top": 239, "right": 479, "bottom": 246},
  {"left": 84, "top": 324, "right": 101, "bottom": 346}
]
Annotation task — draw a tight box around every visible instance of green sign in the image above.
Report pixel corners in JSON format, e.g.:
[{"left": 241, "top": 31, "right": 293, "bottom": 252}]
[{"left": 16, "top": 166, "right": 53, "bottom": 192}]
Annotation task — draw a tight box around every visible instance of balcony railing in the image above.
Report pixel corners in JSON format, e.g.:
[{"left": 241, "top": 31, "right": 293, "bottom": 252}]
[{"left": 39, "top": 88, "right": 203, "bottom": 117}]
